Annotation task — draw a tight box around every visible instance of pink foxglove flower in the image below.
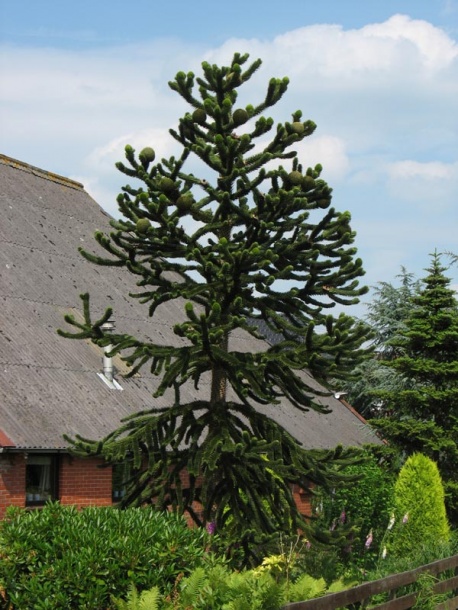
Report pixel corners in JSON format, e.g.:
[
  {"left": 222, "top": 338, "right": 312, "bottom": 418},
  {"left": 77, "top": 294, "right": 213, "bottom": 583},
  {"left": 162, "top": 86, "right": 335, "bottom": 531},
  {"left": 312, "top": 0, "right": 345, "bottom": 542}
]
[
  {"left": 340, "top": 510, "right": 346, "bottom": 524},
  {"left": 402, "top": 513, "right": 409, "bottom": 524},
  {"left": 206, "top": 521, "right": 216, "bottom": 535},
  {"left": 365, "top": 529, "right": 373, "bottom": 549}
]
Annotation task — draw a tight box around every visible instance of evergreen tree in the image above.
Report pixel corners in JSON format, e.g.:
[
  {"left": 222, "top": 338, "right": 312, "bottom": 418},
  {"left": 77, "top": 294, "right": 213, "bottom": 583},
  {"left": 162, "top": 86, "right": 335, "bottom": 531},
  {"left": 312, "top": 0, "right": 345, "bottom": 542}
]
[
  {"left": 59, "top": 53, "right": 370, "bottom": 557},
  {"left": 343, "top": 269, "right": 421, "bottom": 418},
  {"left": 371, "top": 253, "right": 458, "bottom": 522},
  {"left": 367, "top": 269, "right": 421, "bottom": 359}
]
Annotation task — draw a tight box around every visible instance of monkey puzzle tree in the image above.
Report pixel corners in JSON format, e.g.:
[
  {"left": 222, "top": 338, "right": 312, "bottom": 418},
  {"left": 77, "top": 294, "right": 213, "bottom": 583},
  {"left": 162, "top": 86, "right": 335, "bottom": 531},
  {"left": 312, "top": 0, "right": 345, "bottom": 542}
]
[{"left": 59, "top": 53, "right": 370, "bottom": 557}]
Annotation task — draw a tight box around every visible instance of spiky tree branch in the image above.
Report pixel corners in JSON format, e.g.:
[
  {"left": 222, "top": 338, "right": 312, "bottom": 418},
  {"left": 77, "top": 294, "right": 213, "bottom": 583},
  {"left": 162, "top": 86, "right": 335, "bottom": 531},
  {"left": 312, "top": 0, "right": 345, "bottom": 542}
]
[{"left": 59, "top": 52, "right": 370, "bottom": 560}]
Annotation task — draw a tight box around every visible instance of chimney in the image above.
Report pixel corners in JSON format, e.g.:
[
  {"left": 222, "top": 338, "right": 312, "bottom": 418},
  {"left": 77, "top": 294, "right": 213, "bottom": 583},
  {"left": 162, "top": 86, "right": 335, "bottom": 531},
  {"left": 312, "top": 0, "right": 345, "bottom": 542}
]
[{"left": 101, "top": 319, "right": 115, "bottom": 382}]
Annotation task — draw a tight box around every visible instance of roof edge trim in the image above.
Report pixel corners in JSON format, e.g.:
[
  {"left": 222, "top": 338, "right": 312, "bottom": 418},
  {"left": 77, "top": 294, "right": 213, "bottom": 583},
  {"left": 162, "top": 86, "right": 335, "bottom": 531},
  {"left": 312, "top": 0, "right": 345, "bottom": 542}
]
[{"left": 0, "top": 154, "right": 84, "bottom": 191}]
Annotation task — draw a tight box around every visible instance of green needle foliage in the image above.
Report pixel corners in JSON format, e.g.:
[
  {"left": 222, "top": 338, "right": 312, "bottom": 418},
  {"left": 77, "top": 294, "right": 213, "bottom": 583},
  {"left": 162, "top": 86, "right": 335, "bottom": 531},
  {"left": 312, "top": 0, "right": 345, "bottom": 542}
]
[
  {"left": 343, "top": 268, "right": 422, "bottom": 419},
  {"left": 371, "top": 252, "right": 458, "bottom": 523},
  {"left": 387, "top": 453, "right": 450, "bottom": 559},
  {"left": 59, "top": 52, "right": 370, "bottom": 558}
]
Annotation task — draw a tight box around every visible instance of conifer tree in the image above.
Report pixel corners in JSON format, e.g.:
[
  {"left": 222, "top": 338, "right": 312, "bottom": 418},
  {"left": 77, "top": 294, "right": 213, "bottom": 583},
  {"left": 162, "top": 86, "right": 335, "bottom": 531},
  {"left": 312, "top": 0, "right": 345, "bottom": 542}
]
[
  {"left": 59, "top": 53, "right": 370, "bottom": 557},
  {"left": 387, "top": 453, "right": 450, "bottom": 559},
  {"left": 343, "top": 269, "right": 421, "bottom": 418},
  {"left": 372, "top": 253, "right": 458, "bottom": 522}
]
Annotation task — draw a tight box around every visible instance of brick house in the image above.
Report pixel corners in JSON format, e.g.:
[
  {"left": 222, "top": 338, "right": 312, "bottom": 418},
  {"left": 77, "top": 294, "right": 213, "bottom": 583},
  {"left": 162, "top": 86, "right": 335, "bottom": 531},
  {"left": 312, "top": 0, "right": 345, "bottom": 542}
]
[{"left": 0, "top": 154, "right": 381, "bottom": 519}]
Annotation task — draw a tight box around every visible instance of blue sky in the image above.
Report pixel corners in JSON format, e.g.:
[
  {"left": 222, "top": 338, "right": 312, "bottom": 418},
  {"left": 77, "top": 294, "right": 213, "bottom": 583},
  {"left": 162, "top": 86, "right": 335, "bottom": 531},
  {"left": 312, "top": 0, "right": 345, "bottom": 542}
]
[{"left": 1, "top": 0, "right": 457, "bottom": 315}]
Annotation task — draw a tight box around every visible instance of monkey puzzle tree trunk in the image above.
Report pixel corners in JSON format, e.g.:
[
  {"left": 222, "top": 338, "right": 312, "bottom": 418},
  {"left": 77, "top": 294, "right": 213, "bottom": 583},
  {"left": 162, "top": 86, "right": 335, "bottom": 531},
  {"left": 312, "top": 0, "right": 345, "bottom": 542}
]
[
  {"left": 211, "top": 341, "right": 228, "bottom": 404},
  {"left": 211, "top": 182, "right": 231, "bottom": 407},
  {"left": 59, "top": 52, "right": 371, "bottom": 561}
]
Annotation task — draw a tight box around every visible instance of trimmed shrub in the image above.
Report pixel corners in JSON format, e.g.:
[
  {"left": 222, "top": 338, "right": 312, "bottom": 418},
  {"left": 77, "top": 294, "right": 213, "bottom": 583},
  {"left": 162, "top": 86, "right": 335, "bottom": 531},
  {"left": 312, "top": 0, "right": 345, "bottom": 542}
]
[
  {"left": 0, "top": 502, "right": 213, "bottom": 609},
  {"left": 388, "top": 453, "right": 450, "bottom": 558}
]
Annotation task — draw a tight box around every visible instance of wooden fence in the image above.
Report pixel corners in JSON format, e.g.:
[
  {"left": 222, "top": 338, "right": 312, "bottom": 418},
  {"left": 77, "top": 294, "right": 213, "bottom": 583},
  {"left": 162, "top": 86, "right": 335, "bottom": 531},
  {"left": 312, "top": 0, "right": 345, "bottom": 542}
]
[{"left": 283, "top": 554, "right": 458, "bottom": 610}]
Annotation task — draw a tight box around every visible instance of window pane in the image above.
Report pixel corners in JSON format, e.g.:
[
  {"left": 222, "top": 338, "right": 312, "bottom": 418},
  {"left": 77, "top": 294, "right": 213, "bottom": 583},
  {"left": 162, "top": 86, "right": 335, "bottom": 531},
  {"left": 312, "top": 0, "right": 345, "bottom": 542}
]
[
  {"left": 112, "top": 462, "right": 131, "bottom": 501},
  {"left": 26, "top": 455, "right": 56, "bottom": 504}
]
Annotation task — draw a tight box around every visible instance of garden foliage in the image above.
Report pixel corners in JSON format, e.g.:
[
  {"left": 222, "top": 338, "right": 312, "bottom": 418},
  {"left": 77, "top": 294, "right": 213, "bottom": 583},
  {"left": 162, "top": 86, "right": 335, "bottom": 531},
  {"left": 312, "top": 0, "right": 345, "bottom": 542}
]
[
  {"left": 112, "top": 562, "right": 352, "bottom": 609},
  {"left": 311, "top": 451, "right": 394, "bottom": 571},
  {"left": 0, "top": 502, "right": 356, "bottom": 610},
  {"left": 0, "top": 503, "right": 212, "bottom": 609}
]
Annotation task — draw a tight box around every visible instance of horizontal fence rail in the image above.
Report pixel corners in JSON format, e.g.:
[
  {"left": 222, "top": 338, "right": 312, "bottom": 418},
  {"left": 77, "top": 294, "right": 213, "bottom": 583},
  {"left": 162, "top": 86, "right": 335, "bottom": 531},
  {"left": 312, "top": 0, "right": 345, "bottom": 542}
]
[{"left": 283, "top": 554, "right": 458, "bottom": 610}]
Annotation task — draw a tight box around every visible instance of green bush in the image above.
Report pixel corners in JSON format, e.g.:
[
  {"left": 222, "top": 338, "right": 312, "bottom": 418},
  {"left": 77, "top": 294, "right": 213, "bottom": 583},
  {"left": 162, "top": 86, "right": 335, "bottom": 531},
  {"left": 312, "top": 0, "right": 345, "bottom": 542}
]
[
  {"left": 387, "top": 453, "right": 450, "bottom": 559},
  {"left": 0, "top": 502, "right": 214, "bottom": 609},
  {"left": 310, "top": 451, "right": 394, "bottom": 574}
]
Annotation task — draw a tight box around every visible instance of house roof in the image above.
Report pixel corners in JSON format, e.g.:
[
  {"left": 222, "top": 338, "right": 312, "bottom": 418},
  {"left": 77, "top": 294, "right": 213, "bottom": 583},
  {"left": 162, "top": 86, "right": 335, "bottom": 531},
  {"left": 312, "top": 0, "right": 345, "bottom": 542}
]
[{"left": 0, "top": 154, "right": 382, "bottom": 451}]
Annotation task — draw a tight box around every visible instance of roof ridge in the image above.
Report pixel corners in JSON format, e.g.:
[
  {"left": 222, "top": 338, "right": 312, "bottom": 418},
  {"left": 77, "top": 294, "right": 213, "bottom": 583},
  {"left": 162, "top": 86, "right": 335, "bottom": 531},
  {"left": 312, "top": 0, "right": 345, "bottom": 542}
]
[{"left": 0, "top": 154, "right": 84, "bottom": 191}]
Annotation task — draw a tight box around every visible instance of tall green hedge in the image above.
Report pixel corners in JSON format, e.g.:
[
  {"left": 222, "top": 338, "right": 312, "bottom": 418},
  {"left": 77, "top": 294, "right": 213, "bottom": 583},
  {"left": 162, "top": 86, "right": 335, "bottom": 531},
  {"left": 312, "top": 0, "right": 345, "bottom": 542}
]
[{"left": 389, "top": 453, "right": 450, "bottom": 558}]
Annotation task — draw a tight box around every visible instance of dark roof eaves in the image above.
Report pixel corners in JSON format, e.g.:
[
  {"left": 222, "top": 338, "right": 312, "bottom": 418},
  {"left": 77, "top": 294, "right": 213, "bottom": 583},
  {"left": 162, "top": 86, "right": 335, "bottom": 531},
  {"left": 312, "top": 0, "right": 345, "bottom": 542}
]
[{"left": 1, "top": 447, "right": 71, "bottom": 454}]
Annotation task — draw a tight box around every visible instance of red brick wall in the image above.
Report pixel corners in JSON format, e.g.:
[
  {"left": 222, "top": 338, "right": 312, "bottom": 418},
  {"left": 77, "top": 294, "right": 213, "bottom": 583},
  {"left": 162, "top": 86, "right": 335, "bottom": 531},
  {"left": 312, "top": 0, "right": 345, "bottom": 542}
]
[
  {"left": 59, "top": 455, "right": 113, "bottom": 509},
  {"left": 0, "top": 453, "right": 26, "bottom": 517},
  {"left": 0, "top": 452, "right": 113, "bottom": 519},
  {"left": 291, "top": 483, "right": 313, "bottom": 518},
  {"left": 0, "top": 452, "right": 313, "bottom": 521}
]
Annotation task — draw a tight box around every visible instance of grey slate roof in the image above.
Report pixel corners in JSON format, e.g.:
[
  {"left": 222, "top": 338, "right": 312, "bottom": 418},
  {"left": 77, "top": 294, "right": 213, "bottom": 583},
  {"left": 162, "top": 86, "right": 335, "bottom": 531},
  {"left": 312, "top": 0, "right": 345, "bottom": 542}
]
[{"left": 0, "top": 154, "right": 382, "bottom": 451}]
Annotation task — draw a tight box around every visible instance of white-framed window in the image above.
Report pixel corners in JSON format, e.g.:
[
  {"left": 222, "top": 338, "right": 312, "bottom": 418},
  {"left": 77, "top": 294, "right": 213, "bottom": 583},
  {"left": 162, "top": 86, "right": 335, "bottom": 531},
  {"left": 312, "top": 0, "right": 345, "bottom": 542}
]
[{"left": 25, "top": 454, "right": 57, "bottom": 505}]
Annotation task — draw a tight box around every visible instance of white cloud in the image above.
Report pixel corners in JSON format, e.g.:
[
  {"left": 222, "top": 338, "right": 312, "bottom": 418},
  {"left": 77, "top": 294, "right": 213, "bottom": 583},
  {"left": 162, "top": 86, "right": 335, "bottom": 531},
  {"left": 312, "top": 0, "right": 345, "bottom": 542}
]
[
  {"left": 209, "top": 13, "right": 457, "bottom": 90},
  {"left": 247, "top": 132, "right": 350, "bottom": 183},
  {"left": 362, "top": 14, "right": 458, "bottom": 69},
  {"left": 295, "top": 135, "right": 350, "bottom": 181},
  {"left": 0, "top": 40, "right": 200, "bottom": 170},
  {"left": 86, "top": 128, "right": 178, "bottom": 173},
  {"left": 2, "top": 15, "right": 457, "bottom": 165},
  {"left": 388, "top": 159, "right": 458, "bottom": 180},
  {"left": 386, "top": 160, "right": 458, "bottom": 206}
]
